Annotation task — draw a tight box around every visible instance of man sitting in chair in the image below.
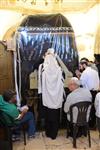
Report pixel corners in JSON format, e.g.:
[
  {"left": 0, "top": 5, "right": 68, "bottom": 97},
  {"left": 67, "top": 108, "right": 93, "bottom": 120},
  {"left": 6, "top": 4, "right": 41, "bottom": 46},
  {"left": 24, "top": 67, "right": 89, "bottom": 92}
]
[
  {"left": 64, "top": 77, "right": 92, "bottom": 137},
  {"left": 0, "top": 90, "right": 36, "bottom": 140}
]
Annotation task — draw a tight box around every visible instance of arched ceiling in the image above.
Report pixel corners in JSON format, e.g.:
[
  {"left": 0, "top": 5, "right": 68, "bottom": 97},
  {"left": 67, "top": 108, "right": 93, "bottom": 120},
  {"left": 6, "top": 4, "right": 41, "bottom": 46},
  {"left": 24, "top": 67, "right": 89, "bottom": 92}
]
[
  {"left": 3, "top": 23, "right": 20, "bottom": 40},
  {"left": 0, "top": 0, "right": 99, "bottom": 15},
  {"left": 0, "top": 0, "right": 100, "bottom": 57}
]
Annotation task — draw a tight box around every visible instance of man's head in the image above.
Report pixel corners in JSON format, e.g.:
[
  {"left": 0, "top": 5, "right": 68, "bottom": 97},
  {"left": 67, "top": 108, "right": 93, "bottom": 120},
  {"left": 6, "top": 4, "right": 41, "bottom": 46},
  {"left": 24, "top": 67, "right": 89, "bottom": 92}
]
[
  {"left": 3, "top": 90, "right": 17, "bottom": 104},
  {"left": 80, "top": 57, "right": 89, "bottom": 63},
  {"left": 94, "top": 54, "right": 100, "bottom": 64},
  {"left": 47, "top": 48, "right": 55, "bottom": 54},
  {"left": 79, "top": 61, "right": 88, "bottom": 72},
  {"left": 68, "top": 77, "right": 80, "bottom": 91},
  {"left": 44, "top": 48, "right": 55, "bottom": 57}
]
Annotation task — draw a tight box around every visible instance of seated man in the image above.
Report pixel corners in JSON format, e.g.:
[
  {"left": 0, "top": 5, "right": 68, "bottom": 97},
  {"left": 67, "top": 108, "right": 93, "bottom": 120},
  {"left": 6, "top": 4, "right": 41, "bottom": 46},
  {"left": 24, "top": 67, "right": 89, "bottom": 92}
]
[
  {"left": 0, "top": 90, "right": 36, "bottom": 140},
  {"left": 64, "top": 77, "right": 92, "bottom": 137}
]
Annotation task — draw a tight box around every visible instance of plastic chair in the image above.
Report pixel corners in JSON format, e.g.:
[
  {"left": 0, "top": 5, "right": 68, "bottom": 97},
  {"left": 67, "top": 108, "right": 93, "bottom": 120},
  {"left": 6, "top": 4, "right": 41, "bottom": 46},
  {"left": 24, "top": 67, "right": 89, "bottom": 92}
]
[{"left": 67, "top": 101, "right": 92, "bottom": 148}]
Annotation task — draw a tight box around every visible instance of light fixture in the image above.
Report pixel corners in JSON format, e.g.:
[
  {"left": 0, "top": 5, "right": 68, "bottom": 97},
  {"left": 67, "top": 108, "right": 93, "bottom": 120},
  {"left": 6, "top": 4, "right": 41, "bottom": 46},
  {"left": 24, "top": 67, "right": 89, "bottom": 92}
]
[
  {"left": 55, "top": 0, "right": 63, "bottom": 4},
  {"left": 31, "top": 0, "right": 36, "bottom": 5},
  {"left": 17, "top": 0, "right": 63, "bottom": 6}
]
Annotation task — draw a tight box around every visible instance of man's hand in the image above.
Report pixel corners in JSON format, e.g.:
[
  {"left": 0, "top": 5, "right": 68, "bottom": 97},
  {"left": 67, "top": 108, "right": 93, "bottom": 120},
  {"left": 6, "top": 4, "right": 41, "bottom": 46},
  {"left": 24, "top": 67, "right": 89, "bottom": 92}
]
[
  {"left": 18, "top": 108, "right": 28, "bottom": 119},
  {"left": 22, "top": 108, "right": 28, "bottom": 114}
]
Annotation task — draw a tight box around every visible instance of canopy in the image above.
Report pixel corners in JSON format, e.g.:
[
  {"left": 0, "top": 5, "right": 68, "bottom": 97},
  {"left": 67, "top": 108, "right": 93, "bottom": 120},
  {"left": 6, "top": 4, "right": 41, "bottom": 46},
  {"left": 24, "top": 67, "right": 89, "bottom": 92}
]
[{"left": 16, "top": 13, "right": 79, "bottom": 100}]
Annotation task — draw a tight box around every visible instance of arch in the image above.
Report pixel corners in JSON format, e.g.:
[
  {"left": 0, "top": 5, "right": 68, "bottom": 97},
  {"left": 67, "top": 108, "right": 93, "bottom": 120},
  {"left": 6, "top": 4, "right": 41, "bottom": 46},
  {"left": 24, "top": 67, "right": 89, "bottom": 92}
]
[{"left": 3, "top": 23, "right": 20, "bottom": 40}]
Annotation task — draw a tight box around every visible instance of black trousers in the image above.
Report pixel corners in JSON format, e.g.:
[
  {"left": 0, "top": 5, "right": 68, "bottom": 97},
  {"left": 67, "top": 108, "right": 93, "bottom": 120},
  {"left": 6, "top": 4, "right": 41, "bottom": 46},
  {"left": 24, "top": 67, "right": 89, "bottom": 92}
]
[
  {"left": 45, "top": 107, "right": 60, "bottom": 139},
  {"left": 37, "top": 94, "right": 46, "bottom": 129},
  {"left": 89, "top": 90, "right": 98, "bottom": 128}
]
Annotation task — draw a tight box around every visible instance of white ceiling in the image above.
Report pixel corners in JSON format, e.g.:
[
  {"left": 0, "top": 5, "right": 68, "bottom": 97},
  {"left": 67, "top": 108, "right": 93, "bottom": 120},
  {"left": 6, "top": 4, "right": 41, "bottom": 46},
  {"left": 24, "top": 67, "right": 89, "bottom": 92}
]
[
  {"left": 0, "top": 0, "right": 99, "bottom": 14},
  {"left": 0, "top": 1, "right": 100, "bottom": 57}
]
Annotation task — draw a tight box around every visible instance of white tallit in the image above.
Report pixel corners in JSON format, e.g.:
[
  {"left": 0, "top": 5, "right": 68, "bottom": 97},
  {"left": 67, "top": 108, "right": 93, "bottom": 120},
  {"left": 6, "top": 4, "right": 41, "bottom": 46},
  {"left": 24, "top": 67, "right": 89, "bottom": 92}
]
[
  {"left": 42, "top": 54, "right": 64, "bottom": 109},
  {"left": 38, "top": 64, "right": 43, "bottom": 94}
]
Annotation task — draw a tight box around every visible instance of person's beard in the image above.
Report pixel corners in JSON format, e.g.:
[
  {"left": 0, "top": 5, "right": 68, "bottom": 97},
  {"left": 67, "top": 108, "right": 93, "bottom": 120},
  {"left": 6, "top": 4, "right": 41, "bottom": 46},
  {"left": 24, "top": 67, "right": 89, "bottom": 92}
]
[{"left": 79, "top": 67, "right": 85, "bottom": 73}]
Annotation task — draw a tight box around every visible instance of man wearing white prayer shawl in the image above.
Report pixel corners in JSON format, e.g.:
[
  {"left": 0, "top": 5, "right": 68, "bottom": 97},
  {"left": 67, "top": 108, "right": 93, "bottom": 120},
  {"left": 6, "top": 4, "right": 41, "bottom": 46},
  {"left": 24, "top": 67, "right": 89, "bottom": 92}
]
[{"left": 39, "top": 48, "right": 64, "bottom": 139}]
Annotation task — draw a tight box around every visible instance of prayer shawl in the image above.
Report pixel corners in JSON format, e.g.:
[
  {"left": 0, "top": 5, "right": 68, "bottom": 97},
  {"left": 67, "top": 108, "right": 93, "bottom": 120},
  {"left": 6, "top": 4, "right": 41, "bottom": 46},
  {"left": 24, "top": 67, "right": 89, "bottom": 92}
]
[
  {"left": 42, "top": 54, "right": 64, "bottom": 109},
  {"left": 38, "top": 64, "right": 43, "bottom": 94}
]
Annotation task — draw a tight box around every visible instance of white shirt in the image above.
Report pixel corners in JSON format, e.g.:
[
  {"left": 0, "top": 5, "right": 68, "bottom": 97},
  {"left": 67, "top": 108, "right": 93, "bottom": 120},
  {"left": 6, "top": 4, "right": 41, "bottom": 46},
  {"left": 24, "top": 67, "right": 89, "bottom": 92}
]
[
  {"left": 95, "top": 92, "right": 100, "bottom": 118},
  {"left": 64, "top": 87, "right": 92, "bottom": 123},
  {"left": 80, "top": 67, "right": 100, "bottom": 91}
]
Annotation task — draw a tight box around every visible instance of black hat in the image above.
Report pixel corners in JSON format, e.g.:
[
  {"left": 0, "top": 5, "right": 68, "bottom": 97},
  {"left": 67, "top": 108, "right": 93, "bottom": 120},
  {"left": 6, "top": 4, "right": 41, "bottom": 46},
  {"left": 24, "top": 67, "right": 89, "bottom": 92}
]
[{"left": 94, "top": 54, "right": 100, "bottom": 63}]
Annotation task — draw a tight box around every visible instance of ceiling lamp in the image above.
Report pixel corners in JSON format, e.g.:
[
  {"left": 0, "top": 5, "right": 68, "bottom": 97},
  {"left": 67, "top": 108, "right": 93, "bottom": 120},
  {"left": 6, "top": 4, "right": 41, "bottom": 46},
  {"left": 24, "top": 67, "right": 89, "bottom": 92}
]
[
  {"left": 55, "top": 0, "right": 63, "bottom": 4},
  {"left": 17, "top": 0, "right": 63, "bottom": 6}
]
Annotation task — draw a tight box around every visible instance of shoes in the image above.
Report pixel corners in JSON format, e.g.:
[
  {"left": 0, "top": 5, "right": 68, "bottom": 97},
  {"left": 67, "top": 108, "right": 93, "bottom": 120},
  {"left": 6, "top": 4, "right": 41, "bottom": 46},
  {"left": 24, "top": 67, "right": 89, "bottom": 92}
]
[
  {"left": 51, "top": 137, "right": 56, "bottom": 140},
  {"left": 28, "top": 134, "right": 35, "bottom": 139},
  {"left": 45, "top": 132, "right": 56, "bottom": 140},
  {"left": 90, "top": 126, "right": 96, "bottom": 130},
  {"left": 12, "top": 135, "right": 20, "bottom": 142}
]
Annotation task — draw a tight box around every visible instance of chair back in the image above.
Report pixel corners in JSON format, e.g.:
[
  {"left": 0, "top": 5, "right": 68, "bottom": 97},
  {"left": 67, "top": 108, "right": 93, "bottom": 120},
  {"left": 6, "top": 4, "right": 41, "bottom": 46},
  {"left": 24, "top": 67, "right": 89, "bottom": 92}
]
[{"left": 70, "top": 101, "right": 92, "bottom": 126}]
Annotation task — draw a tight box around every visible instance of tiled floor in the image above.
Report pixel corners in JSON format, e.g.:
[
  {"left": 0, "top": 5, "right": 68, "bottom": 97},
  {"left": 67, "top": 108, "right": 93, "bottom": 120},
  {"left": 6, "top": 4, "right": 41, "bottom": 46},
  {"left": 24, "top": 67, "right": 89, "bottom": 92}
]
[{"left": 13, "top": 130, "right": 100, "bottom": 150}]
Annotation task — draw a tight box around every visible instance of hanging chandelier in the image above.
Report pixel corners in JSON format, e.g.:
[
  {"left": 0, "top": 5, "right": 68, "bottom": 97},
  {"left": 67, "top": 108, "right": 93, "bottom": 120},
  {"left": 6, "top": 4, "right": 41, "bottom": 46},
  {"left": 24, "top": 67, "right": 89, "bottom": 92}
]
[{"left": 17, "top": 0, "right": 63, "bottom": 6}]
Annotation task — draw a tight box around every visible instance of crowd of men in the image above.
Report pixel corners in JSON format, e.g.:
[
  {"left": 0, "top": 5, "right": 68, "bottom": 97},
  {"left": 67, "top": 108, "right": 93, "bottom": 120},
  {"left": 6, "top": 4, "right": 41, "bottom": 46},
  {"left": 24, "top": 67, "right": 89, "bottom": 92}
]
[{"left": 0, "top": 48, "right": 100, "bottom": 141}]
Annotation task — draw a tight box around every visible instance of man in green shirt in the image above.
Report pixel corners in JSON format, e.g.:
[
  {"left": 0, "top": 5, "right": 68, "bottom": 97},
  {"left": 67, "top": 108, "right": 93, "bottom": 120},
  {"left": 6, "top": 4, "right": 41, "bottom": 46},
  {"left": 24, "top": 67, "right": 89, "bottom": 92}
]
[{"left": 0, "top": 90, "right": 36, "bottom": 139}]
